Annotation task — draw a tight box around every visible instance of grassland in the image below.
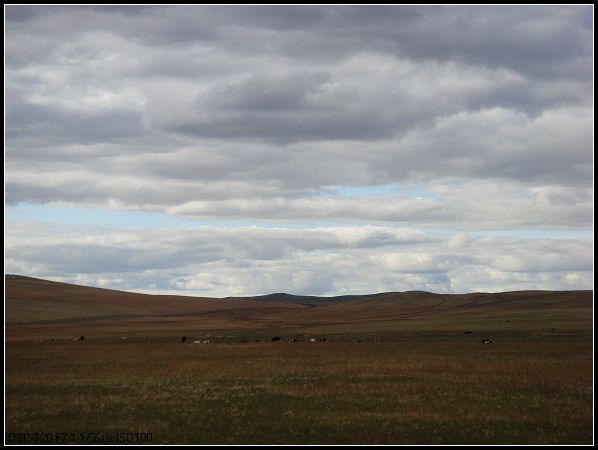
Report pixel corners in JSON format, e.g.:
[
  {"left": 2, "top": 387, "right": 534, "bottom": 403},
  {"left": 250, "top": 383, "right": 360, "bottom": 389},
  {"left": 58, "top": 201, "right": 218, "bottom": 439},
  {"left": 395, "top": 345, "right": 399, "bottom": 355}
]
[{"left": 4, "top": 276, "right": 594, "bottom": 444}]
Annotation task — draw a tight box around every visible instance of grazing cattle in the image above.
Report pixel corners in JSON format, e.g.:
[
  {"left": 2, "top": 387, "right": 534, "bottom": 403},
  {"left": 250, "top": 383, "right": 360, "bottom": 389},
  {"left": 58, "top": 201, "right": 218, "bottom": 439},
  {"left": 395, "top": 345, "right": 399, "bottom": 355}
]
[
  {"left": 318, "top": 338, "right": 327, "bottom": 342},
  {"left": 288, "top": 338, "right": 298, "bottom": 343},
  {"left": 481, "top": 337, "right": 493, "bottom": 344},
  {"left": 354, "top": 339, "right": 362, "bottom": 343},
  {"left": 203, "top": 340, "right": 210, "bottom": 344},
  {"left": 193, "top": 340, "right": 201, "bottom": 344},
  {"left": 309, "top": 338, "right": 316, "bottom": 342},
  {"left": 271, "top": 336, "right": 281, "bottom": 342},
  {"left": 77, "top": 335, "right": 85, "bottom": 341},
  {"left": 121, "top": 336, "right": 127, "bottom": 340},
  {"left": 181, "top": 336, "right": 187, "bottom": 343}
]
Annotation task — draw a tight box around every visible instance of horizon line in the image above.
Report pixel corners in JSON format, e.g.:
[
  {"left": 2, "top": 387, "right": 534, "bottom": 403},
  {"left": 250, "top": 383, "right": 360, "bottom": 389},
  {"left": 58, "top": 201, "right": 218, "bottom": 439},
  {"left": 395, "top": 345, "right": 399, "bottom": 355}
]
[{"left": 5, "top": 274, "right": 594, "bottom": 300}]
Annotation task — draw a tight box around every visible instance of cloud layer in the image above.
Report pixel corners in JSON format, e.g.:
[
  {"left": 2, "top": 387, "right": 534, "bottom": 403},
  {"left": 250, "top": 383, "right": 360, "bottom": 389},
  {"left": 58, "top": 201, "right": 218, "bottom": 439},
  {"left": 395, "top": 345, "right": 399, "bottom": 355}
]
[
  {"left": 5, "top": 223, "right": 593, "bottom": 296},
  {"left": 5, "top": 6, "right": 593, "bottom": 294}
]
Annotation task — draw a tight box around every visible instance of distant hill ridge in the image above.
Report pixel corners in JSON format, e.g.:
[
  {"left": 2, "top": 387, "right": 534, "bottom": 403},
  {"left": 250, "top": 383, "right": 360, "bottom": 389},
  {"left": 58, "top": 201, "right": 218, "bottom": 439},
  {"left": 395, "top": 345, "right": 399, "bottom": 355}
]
[
  {"left": 5, "top": 274, "right": 592, "bottom": 338},
  {"left": 8, "top": 273, "right": 592, "bottom": 305},
  {"left": 6, "top": 273, "right": 592, "bottom": 304},
  {"left": 3, "top": 274, "right": 434, "bottom": 303}
]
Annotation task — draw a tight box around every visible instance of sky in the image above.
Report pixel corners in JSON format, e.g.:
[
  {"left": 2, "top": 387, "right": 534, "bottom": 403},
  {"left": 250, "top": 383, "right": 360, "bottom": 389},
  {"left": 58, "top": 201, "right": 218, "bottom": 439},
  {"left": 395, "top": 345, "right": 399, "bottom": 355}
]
[{"left": 4, "top": 5, "right": 594, "bottom": 297}]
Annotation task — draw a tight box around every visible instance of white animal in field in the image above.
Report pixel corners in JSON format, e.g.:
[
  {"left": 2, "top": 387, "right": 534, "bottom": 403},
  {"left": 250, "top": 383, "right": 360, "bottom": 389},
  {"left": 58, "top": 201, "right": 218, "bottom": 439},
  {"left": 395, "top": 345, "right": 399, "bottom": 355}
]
[
  {"left": 309, "top": 338, "right": 316, "bottom": 342},
  {"left": 193, "top": 340, "right": 201, "bottom": 344},
  {"left": 202, "top": 340, "right": 210, "bottom": 344},
  {"left": 481, "top": 337, "right": 493, "bottom": 344},
  {"left": 121, "top": 336, "right": 127, "bottom": 340}
]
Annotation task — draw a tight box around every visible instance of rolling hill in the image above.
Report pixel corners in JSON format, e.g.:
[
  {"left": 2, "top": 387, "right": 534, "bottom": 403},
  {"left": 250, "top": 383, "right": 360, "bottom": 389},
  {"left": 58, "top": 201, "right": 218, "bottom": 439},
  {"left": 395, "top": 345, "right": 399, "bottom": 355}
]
[{"left": 5, "top": 274, "right": 593, "bottom": 340}]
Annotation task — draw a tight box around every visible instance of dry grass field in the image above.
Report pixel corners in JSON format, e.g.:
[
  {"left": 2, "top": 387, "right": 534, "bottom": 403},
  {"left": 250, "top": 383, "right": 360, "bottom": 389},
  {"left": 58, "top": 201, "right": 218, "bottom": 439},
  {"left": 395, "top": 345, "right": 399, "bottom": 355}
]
[{"left": 4, "top": 275, "right": 594, "bottom": 444}]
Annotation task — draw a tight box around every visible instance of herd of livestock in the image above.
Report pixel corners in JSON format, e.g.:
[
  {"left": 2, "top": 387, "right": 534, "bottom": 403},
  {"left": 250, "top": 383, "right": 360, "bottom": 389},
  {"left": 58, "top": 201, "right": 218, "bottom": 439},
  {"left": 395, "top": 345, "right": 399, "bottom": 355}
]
[
  {"left": 182, "top": 336, "right": 329, "bottom": 344},
  {"left": 72, "top": 335, "right": 495, "bottom": 344}
]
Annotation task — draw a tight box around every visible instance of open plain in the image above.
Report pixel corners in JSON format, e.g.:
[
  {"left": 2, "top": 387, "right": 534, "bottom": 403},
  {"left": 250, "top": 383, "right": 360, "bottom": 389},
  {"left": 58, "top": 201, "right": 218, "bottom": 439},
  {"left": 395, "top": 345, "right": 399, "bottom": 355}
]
[{"left": 5, "top": 275, "right": 593, "bottom": 444}]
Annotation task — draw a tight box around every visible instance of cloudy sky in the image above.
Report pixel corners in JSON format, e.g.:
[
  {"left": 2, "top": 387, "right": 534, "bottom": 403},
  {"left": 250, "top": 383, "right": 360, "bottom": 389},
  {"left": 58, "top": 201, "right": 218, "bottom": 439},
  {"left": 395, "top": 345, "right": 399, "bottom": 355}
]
[{"left": 5, "top": 5, "right": 594, "bottom": 296}]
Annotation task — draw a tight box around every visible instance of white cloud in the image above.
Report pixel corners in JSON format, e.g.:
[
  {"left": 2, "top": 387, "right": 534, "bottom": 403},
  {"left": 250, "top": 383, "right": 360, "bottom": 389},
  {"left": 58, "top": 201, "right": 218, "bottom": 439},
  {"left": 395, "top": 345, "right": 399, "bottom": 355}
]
[{"left": 5, "top": 222, "right": 593, "bottom": 296}]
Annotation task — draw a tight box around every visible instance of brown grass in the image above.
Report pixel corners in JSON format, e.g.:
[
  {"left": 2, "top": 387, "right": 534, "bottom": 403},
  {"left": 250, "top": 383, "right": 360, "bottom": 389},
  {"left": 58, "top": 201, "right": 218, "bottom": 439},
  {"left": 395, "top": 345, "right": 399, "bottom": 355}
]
[
  {"left": 5, "top": 333, "right": 593, "bottom": 444},
  {"left": 5, "top": 275, "right": 592, "bottom": 340},
  {"left": 4, "top": 276, "right": 594, "bottom": 444}
]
